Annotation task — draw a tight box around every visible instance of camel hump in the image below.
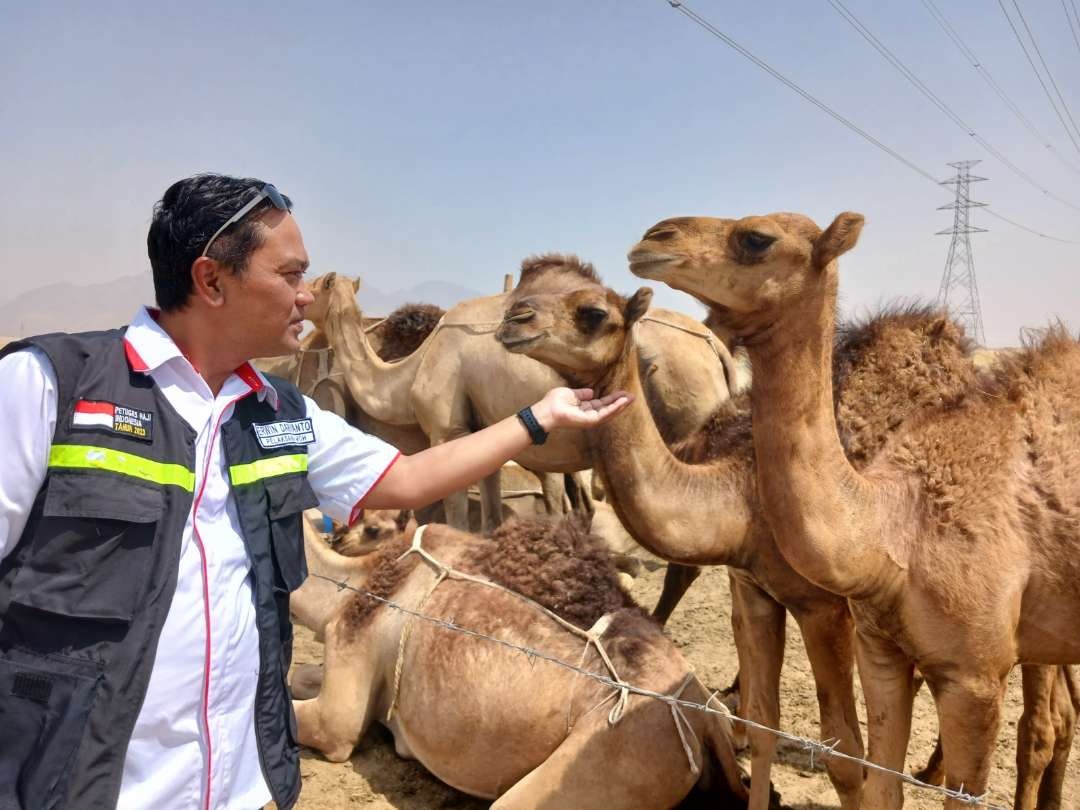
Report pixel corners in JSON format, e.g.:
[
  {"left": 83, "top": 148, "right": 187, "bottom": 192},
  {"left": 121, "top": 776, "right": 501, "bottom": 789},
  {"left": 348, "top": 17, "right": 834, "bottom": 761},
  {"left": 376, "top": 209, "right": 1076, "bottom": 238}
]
[
  {"left": 376, "top": 302, "right": 446, "bottom": 361},
  {"left": 467, "top": 516, "right": 642, "bottom": 631}
]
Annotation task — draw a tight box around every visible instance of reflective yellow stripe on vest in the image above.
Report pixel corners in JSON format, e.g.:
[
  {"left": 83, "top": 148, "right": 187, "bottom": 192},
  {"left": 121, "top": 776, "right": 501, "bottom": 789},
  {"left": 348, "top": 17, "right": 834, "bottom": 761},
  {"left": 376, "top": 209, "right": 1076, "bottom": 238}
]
[
  {"left": 48, "top": 444, "right": 196, "bottom": 492},
  {"left": 228, "top": 454, "right": 308, "bottom": 486}
]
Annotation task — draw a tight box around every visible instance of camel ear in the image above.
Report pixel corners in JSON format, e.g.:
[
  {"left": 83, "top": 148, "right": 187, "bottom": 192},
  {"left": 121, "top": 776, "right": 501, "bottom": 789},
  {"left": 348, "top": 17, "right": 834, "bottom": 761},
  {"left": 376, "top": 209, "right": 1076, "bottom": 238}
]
[
  {"left": 624, "top": 287, "right": 652, "bottom": 327},
  {"left": 323, "top": 272, "right": 337, "bottom": 290},
  {"left": 395, "top": 509, "right": 412, "bottom": 531},
  {"left": 352, "top": 277, "right": 361, "bottom": 293},
  {"left": 813, "top": 212, "right": 864, "bottom": 270}
]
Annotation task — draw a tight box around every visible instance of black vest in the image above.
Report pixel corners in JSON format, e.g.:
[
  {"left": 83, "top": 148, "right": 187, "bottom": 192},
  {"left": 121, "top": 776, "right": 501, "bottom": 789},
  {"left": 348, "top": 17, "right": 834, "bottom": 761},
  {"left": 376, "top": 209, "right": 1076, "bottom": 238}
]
[{"left": 0, "top": 330, "right": 318, "bottom": 810}]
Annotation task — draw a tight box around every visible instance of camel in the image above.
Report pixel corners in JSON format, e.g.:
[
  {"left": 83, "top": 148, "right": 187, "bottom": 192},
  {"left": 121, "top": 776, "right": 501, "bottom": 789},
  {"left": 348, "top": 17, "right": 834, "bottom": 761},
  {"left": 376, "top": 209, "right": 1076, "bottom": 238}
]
[
  {"left": 316, "top": 262, "right": 739, "bottom": 534},
  {"left": 255, "top": 276, "right": 440, "bottom": 454},
  {"left": 626, "top": 210, "right": 1080, "bottom": 809},
  {"left": 289, "top": 514, "right": 751, "bottom": 808}
]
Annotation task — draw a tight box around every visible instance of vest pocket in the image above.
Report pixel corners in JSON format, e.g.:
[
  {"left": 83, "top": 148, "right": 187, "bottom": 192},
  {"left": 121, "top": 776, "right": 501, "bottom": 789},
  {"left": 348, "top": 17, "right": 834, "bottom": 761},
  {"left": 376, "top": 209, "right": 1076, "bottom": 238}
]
[
  {"left": 9, "top": 473, "right": 164, "bottom": 622},
  {"left": 0, "top": 654, "right": 103, "bottom": 810},
  {"left": 265, "top": 475, "right": 319, "bottom": 593}
]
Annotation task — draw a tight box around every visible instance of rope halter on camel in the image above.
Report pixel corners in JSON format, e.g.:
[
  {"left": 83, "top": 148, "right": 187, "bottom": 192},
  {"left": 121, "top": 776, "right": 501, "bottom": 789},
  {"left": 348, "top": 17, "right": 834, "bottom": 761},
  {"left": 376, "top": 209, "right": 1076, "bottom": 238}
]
[{"left": 381, "top": 525, "right": 700, "bottom": 773}]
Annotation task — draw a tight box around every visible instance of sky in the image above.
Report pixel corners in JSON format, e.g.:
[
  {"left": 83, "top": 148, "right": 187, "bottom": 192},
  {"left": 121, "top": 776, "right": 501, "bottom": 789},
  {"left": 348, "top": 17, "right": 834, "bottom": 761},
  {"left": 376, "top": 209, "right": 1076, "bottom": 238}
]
[{"left": 2, "top": 0, "right": 1078, "bottom": 347}]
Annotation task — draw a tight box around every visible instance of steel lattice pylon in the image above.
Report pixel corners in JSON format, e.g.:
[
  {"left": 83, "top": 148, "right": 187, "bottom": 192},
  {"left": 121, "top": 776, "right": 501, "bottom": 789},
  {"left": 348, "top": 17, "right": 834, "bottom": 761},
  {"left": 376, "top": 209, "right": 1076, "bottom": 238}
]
[{"left": 936, "top": 160, "right": 988, "bottom": 345}]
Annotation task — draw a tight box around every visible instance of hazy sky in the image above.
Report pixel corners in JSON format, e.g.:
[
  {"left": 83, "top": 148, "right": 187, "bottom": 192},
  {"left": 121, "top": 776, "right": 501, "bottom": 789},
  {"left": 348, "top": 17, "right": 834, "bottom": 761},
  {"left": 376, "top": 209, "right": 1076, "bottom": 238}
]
[{"left": 3, "top": 0, "right": 1078, "bottom": 346}]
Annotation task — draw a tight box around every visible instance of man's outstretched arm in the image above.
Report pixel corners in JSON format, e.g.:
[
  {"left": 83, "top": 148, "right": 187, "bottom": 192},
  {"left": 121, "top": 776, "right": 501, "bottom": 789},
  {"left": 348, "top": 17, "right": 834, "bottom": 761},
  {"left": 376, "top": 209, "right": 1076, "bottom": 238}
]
[{"left": 360, "top": 387, "right": 630, "bottom": 510}]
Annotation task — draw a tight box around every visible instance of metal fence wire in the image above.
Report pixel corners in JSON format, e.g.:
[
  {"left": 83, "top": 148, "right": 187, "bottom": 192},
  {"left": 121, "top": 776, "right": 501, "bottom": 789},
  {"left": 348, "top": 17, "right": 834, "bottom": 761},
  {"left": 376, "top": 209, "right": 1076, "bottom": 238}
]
[{"left": 307, "top": 571, "right": 1008, "bottom": 810}]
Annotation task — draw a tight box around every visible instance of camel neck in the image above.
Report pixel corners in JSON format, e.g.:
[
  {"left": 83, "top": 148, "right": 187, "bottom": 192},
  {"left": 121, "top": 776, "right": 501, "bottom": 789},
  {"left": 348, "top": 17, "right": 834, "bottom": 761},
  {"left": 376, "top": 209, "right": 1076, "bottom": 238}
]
[
  {"left": 323, "top": 297, "right": 426, "bottom": 425},
  {"left": 290, "top": 525, "right": 372, "bottom": 637},
  {"left": 743, "top": 270, "right": 889, "bottom": 597},
  {"left": 588, "top": 334, "right": 756, "bottom": 567}
]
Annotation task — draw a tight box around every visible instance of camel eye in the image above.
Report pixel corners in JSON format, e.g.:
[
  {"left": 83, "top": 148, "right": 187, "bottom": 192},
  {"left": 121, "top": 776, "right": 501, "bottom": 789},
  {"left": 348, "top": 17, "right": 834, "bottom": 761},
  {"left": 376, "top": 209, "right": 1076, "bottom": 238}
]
[
  {"left": 645, "top": 227, "right": 677, "bottom": 242},
  {"left": 740, "top": 231, "right": 776, "bottom": 253},
  {"left": 576, "top": 307, "right": 608, "bottom": 331}
]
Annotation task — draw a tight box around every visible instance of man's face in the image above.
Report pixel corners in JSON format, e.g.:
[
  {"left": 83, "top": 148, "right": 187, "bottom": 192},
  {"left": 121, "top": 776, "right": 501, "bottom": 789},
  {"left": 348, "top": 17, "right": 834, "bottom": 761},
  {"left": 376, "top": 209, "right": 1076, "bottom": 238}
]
[{"left": 221, "top": 210, "right": 313, "bottom": 358}]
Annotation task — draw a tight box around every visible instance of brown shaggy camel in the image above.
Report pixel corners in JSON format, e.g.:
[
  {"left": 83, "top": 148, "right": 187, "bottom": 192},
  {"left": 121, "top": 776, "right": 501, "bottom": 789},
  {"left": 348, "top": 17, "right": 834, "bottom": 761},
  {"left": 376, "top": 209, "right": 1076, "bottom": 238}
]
[
  {"left": 627, "top": 211, "right": 1080, "bottom": 809},
  {"left": 317, "top": 264, "right": 738, "bottom": 535},
  {"left": 289, "top": 515, "right": 751, "bottom": 808}
]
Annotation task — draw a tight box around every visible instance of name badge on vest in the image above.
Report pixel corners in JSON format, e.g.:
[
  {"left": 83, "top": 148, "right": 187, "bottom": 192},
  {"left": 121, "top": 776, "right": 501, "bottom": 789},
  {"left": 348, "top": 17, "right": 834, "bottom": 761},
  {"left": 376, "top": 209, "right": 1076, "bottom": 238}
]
[
  {"left": 253, "top": 419, "right": 316, "bottom": 449},
  {"left": 72, "top": 399, "right": 154, "bottom": 442}
]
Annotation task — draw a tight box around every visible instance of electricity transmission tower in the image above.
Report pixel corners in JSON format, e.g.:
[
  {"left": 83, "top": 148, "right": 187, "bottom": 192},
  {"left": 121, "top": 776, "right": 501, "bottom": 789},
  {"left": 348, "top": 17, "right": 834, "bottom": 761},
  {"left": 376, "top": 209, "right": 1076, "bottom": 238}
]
[{"left": 936, "top": 160, "right": 987, "bottom": 345}]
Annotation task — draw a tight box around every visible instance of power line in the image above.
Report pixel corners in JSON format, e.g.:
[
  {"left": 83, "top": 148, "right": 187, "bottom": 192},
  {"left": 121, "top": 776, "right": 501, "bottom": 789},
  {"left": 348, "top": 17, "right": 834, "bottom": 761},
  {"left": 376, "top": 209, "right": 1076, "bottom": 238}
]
[
  {"left": 1064, "top": 0, "right": 1080, "bottom": 55},
  {"left": 997, "top": 0, "right": 1080, "bottom": 152},
  {"left": 1010, "top": 1, "right": 1080, "bottom": 140},
  {"left": 661, "top": 1, "right": 1080, "bottom": 245},
  {"left": 921, "top": 0, "right": 1080, "bottom": 172},
  {"left": 826, "top": 0, "right": 1080, "bottom": 213}
]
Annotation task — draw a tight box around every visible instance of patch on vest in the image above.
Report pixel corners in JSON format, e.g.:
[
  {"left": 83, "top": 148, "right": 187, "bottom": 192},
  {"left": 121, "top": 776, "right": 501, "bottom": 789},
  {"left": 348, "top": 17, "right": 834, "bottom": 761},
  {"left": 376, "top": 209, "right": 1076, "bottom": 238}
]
[
  {"left": 12, "top": 671, "right": 53, "bottom": 704},
  {"left": 71, "top": 399, "right": 154, "bottom": 442},
  {"left": 253, "top": 418, "right": 315, "bottom": 449}
]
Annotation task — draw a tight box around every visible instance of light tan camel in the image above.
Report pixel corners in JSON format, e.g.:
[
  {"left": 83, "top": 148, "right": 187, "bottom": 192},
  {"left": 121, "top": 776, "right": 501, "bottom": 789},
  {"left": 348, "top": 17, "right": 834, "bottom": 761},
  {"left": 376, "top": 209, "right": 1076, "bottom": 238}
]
[
  {"left": 255, "top": 276, "right": 436, "bottom": 454},
  {"left": 317, "top": 263, "right": 738, "bottom": 534},
  {"left": 627, "top": 211, "right": 1080, "bottom": 809},
  {"left": 289, "top": 515, "right": 751, "bottom": 809}
]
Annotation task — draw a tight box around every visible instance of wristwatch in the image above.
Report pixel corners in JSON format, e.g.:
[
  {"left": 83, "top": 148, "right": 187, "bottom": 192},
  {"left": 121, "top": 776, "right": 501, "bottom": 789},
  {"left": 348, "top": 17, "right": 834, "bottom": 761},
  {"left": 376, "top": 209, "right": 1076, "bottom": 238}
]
[{"left": 516, "top": 406, "right": 548, "bottom": 445}]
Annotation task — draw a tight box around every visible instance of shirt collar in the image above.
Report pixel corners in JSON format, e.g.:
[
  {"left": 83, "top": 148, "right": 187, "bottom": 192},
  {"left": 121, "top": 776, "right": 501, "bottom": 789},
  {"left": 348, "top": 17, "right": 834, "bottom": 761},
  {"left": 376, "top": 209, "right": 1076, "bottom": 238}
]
[{"left": 123, "top": 306, "right": 280, "bottom": 410}]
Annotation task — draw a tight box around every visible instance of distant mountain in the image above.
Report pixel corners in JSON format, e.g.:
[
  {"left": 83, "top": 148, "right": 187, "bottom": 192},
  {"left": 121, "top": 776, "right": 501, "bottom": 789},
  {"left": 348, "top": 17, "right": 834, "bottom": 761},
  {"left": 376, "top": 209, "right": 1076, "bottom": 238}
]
[
  {"left": 0, "top": 274, "right": 487, "bottom": 337},
  {"left": 0, "top": 274, "right": 155, "bottom": 337}
]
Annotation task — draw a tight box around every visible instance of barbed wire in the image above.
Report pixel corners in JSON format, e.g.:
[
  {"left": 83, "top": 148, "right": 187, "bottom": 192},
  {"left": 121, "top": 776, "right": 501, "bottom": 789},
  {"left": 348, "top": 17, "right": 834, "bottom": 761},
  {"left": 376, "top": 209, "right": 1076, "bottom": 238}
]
[{"left": 307, "top": 571, "right": 1009, "bottom": 810}]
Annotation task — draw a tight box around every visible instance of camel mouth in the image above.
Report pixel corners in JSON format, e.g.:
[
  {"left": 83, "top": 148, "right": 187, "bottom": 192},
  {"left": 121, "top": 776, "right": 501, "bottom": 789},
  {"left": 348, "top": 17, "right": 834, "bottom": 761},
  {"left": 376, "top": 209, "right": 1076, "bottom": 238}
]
[
  {"left": 497, "top": 332, "right": 545, "bottom": 352},
  {"left": 627, "top": 252, "right": 679, "bottom": 278}
]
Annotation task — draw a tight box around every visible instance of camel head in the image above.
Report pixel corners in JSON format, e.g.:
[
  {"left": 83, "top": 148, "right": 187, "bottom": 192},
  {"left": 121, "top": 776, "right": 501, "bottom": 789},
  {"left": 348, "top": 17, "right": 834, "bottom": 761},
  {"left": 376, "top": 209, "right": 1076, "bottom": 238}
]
[
  {"left": 330, "top": 508, "right": 414, "bottom": 557},
  {"left": 628, "top": 212, "right": 864, "bottom": 338},
  {"left": 306, "top": 271, "right": 361, "bottom": 329},
  {"left": 495, "top": 253, "right": 652, "bottom": 381}
]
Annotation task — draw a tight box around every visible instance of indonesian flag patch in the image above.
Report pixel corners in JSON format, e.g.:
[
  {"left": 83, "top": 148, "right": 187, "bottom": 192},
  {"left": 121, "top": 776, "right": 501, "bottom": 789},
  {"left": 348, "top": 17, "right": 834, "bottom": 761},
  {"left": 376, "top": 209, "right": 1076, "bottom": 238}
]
[{"left": 72, "top": 400, "right": 154, "bottom": 442}]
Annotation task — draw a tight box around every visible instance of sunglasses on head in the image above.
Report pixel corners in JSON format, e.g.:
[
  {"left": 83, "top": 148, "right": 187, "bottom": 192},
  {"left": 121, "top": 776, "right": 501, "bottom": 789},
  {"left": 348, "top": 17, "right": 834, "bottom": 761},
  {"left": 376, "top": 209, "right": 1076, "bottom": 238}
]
[{"left": 200, "top": 183, "right": 291, "bottom": 258}]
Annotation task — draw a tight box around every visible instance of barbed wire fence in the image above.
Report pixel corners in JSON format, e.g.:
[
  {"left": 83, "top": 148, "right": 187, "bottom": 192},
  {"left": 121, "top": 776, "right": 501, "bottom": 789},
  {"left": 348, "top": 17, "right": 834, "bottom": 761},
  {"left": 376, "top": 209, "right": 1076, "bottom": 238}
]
[{"left": 307, "top": 571, "right": 1009, "bottom": 810}]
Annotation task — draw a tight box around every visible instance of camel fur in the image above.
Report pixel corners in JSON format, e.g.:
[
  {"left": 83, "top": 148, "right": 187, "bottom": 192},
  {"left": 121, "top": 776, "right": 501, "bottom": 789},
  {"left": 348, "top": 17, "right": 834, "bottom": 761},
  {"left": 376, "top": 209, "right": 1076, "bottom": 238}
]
[
  {"left": 627, "top": 210, "right": 1080, "bottom": 809},
  {"left": 290, "top": 515, "right": 751, "bottom": 808}
]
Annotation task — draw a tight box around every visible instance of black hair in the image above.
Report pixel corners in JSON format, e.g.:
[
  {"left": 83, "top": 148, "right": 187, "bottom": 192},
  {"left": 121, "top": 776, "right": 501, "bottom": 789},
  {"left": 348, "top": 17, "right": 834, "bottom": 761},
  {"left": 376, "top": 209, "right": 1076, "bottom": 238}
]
[{"left": 146, "top": 173, "right": 294, "bottom": 311}]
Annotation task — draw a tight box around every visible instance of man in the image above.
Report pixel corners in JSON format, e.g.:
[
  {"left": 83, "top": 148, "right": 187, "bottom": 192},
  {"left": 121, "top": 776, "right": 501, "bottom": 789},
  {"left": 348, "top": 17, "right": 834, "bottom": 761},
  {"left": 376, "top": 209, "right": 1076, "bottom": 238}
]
[{"left": 0, "top": 174, "right": 629, "bottom": 810}]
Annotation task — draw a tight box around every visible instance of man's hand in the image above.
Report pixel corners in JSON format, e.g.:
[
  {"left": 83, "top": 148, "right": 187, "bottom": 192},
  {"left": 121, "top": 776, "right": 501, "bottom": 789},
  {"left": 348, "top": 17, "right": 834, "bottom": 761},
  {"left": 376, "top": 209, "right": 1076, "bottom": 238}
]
[{"left": 530, "top": 387, "right": 634, "bottom": 432}]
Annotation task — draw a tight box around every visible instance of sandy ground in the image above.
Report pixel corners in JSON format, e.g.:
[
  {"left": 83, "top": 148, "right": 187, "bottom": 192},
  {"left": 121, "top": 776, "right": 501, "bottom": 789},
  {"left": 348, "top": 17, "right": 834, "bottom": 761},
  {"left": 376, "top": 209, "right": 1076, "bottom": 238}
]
[{"left": 287, "top": 558, "right": 1077, "bottom": 810}]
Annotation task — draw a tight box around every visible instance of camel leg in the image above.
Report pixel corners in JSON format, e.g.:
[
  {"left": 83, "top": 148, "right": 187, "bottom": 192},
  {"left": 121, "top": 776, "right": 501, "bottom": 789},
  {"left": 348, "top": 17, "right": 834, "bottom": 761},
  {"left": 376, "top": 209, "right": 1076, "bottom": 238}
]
[
  {"left": 1015, "top": 664, "right": 1058, "bottom": 810},
  {"left": 651, "top": 564, "right": 701, "bottom": 625},
  {"left": 730, "top": 574, "right": 786, "bottom": 810},
  {"left": 441, "top": 489, "right": 471, "bottom": 531},
  {"left": 538, "top": 472, "right": 566, "bottom": 516},
  {"left": 794, "top": 604, "right": 864, "bottom": 810},
  {"left": 856, "top": 632, "right": 917, "bottom": 810},
  {"left": 292, "top": 617, "right": 380, "bottom": 762},
  {"left": 478, "top": 467, "right": 503, "bottom": 535},
  {"left": 931, "top": 671, "right": 1008, "bottom": 810},
  {"left": 1036, "top": 667, "right": 1078, "bottom": 810},
  {"left": 490, "top": 703, "right": 696, "bottom": 810},
  {"left": 564, "top": 472, "right": 594, "bottom": 518}
]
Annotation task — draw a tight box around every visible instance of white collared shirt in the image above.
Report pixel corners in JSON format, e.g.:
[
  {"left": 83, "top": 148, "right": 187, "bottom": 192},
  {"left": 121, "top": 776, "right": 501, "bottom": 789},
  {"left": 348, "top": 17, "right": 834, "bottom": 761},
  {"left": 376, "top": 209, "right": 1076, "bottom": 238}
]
[{"left": 0, "top": 307, "right": 400, "bottom": 809}]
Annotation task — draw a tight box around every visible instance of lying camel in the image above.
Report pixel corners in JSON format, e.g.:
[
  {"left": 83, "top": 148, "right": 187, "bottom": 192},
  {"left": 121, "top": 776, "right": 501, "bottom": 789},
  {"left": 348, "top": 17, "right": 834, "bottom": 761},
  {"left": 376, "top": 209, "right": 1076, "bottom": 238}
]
[
  {"left": 497, "top": 275, "right": 978, "bottom": 808},
  {"left": 316, "top": 262, "right": 738, "bottom": 534},
  {"left": 628, "top": 210, "right": 1080, "bottom": 809},
  {"left": 289, "top": 515, "right": 751, "bottom": 808}
]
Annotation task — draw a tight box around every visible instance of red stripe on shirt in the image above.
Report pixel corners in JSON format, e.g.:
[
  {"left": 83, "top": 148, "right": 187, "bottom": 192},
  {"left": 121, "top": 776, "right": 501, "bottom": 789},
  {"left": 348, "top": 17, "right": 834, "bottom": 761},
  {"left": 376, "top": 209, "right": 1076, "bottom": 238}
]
[{"left": 348, "top": 451, "right": 403, "bottom": 525}]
